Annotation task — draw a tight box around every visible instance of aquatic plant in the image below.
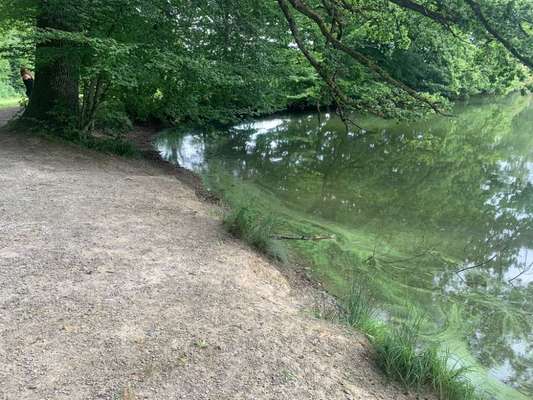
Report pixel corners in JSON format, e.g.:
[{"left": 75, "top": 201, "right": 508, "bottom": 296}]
[
  {"left": 336, "top": 281, "right": 480, "bottom": 399},
  {"left": 376, "top": 332, "right": 479, "bottom": 399},
  {"left": 343, "top": 281, "right": 375, "bottom": 329}
]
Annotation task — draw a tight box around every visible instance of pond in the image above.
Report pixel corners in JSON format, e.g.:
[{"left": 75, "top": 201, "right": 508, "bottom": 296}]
[{"left": 155, "top": 94, "right": 533, "bottom": 399}]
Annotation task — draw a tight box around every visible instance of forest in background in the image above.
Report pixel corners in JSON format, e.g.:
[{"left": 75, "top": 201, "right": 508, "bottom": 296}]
[{"left": 0, "top": 0, "right": 532, "bottom": 135}]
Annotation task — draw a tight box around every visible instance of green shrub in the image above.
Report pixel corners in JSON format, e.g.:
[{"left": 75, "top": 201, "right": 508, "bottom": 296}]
[
  {"left": 80, "top": 135, "right": 139, "bottom": 157},
  {"left": 0, "top": 62, "right": 20, "bottom": 99},
  {"left": 95, "top": 101, "right": 133, "bottom": 135}
]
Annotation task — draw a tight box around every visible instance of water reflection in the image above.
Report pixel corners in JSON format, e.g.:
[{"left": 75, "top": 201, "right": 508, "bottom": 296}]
[
  {"left": 156, "top": 133, "right": 206, "bottom": 171},
  {"left": 155, "top": 94, "right": 533, "bottom": 398}
]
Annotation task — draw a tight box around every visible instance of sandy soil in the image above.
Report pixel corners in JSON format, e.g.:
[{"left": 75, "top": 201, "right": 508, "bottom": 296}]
[{"left": 0, "top": 110, "right": 427, "bottom": 400}]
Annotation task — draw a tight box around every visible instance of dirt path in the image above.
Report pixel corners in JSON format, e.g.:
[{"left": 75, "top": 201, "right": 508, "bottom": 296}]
[
  {"left": 0, "top": 118, "right": 423, "bottom": 399},
  {"left": 0, "top": 107, "right": 19, "bottom": 126}
]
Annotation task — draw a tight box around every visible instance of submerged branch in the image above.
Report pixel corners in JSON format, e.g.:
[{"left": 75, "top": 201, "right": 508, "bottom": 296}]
[{"left": 272, "top": 234, "right": 335, "bottom": 241}]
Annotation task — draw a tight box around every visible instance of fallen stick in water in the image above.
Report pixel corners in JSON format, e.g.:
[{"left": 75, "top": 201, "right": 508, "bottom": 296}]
[{"left": 271, "top": 234, "right": 335, "bottom": 241}]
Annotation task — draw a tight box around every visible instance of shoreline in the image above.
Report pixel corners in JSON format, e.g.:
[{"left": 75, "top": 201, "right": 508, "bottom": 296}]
[
  {"left": 138, "top": 111, "right": 531, "bottom": 400},
  {"left": 2, "top": 105, "right": 528, "bottom": 399},
  {"left": 0, "top": 109, "right": 427, "bottom": 400},
  {"left": 124, "top": 124, "right": 333, "bottom": 295},
  {"left": 124, "top": 123, "right": 483, "bottom": 400}
]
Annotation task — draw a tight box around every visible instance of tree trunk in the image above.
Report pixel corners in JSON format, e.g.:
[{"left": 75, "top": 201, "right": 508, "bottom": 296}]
[{"left": 23, "top": 4, "right": 80, "bottom": 127}]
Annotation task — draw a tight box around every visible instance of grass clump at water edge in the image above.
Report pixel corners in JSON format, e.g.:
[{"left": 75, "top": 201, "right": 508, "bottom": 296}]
[
  {"left": 375, "top": 325, "right": 478, "bottom": 399},
  {"left": 223, "top": 204, "right": 288, "bottom": 263},
  {"left": 203, "top": 164, "right": 289, "bottom": 262},
  {"left": 343, "top": 286, "right": 482, "bottom": 400},
  {"left": 342, "top": 281, "right": 377, "bottom": 333}
]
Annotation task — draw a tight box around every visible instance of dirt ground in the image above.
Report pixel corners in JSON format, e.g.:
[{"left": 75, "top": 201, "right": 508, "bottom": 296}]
[{"left": 0, "top": 109, "right": 427, "bottom": 400}]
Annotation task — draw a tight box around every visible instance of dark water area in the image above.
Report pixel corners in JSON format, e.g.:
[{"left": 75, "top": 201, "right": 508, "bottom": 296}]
[{"left": 155, "top": 95, "right": 533, "bottom": 399}]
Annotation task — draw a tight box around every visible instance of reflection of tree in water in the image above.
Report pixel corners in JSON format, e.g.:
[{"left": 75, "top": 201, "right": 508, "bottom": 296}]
[
  {"left": 206, "top": 95, "right": 533, "bottom": 394},
  {"left": 156, "top": 131, "right": 207, "bottom": 171}
]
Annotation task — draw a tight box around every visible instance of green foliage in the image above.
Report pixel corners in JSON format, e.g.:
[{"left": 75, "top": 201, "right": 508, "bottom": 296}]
[
  {"left": 381, "top": 18, "right": 527, "bottom": 99},
  {"left": 79, "top": 136, "right": 139, "bottom": 158},
  {"left": 0, "top": 59, "right": 17, "bottom": 98},
  {"left": 2, "top": 0, "right": 532, "bottom": 130},
  {"left": 374, "top": 318, "right": 479, "bottom": 400},
  {"left": 282, "top": 0, "right": 531, "bottom": 116},
  {"left": 95, "top": 101, "right": 133, "bottom": 135},
  {"left": 0, "top": 29, "right": 31, "bottom": 98}
]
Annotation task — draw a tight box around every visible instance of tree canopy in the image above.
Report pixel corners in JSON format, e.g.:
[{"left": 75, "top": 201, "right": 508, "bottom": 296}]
[{"left": 0, "top": 0, "right": 531, "bottom": 132}]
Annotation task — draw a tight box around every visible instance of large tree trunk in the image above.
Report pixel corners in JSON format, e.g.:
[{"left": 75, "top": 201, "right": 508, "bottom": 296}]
[{"left": 23, "top": 4, "right": 80, "bottom": 126}]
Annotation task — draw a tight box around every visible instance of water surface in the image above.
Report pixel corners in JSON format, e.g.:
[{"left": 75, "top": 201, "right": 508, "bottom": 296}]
[{"left": 156, "top": 95, "right": 533, "bottom": 399}]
